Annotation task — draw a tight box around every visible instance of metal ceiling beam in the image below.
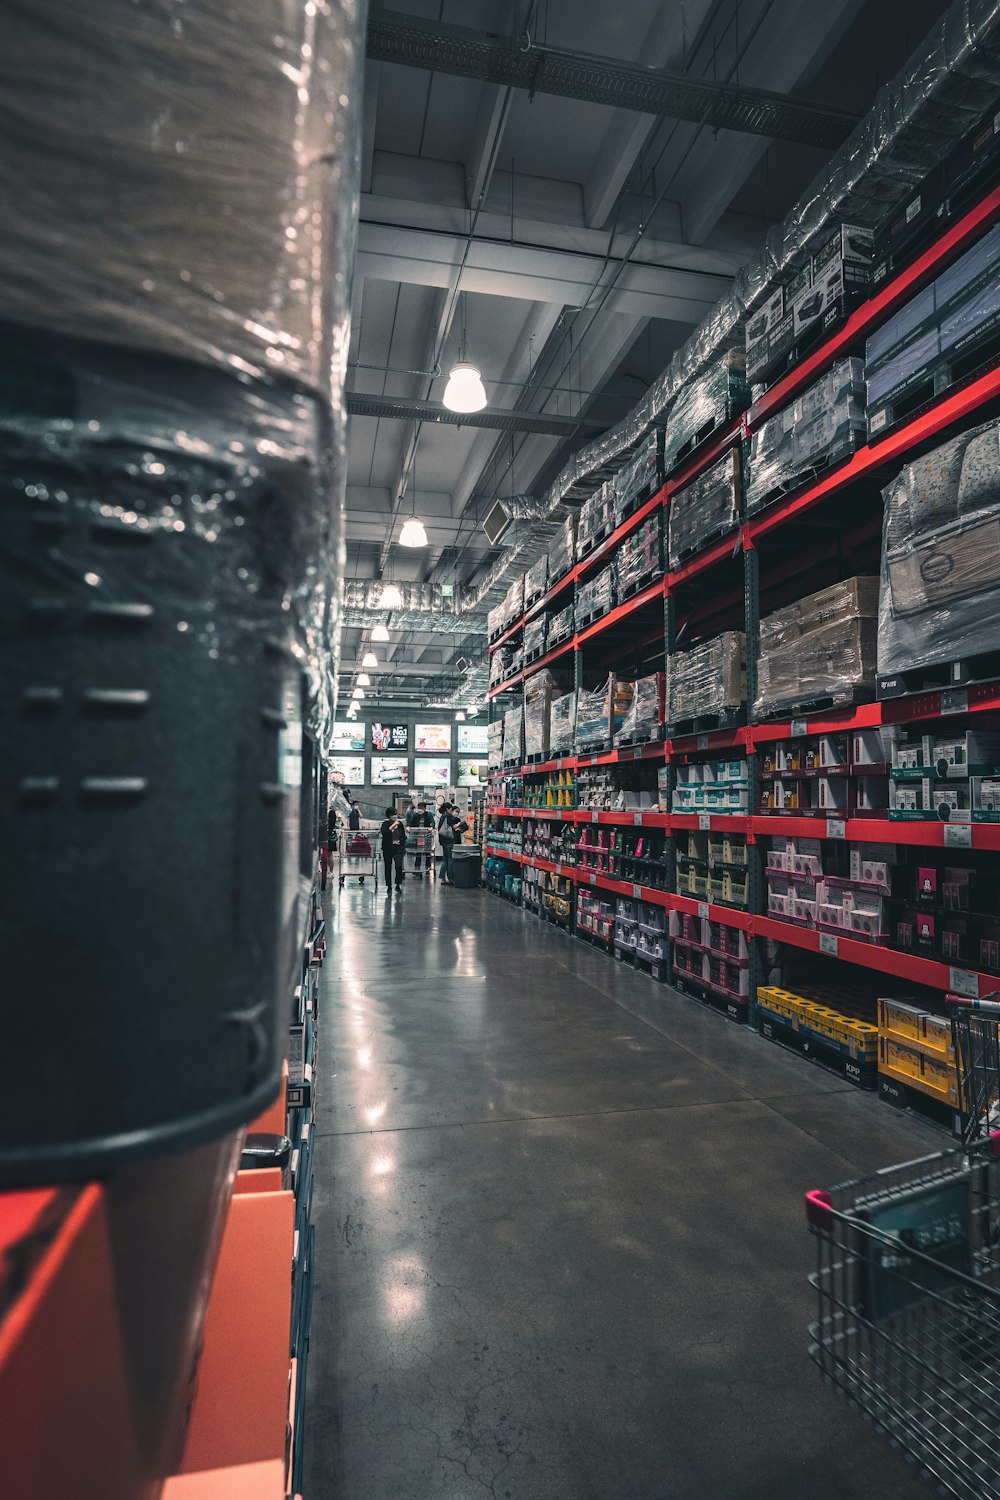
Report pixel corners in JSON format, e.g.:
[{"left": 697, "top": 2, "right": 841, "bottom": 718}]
[
  {"left": 366, "top": 10, "right": 860, "bottom": 150},
  {"left": 346, "top": 390, "right": 605, "bottom": 436}
]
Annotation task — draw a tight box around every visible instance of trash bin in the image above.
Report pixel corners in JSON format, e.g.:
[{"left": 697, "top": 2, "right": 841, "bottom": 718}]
[{"left": 451, "top": 846, "right": 482, "bottom": 889}]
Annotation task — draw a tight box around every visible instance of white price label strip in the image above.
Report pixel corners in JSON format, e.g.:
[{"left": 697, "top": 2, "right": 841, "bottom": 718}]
[
  {"left": 699, "top": 813, "right": 711, "bottom": 830},
  {"left": 634, "top": 813, "right": 643, "bottom": 826},
  {"left": 818, "top": 932, "right": 839, "bottom": 956},
  {"left": 949, "top": 967, "right": 978, "bottom": 998},
  {"left": 632, "top": 885, "right": 642, "bottom": 898},
  {"left": 791, "top": 719, "right": 808, "bottom": 737},
  {"left": 697, "top": 902, "right": 709, "bottom": 920},
  {"left": 825, "top": 818, "right": 846, "bottom": 840},
  {"left": 944, "top": 823, "right": 972, "bottom": 848}
]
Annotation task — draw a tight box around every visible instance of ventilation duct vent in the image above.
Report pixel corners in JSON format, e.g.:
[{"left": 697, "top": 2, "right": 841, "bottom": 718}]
[{"left": 482, "top": 500, "right": 511, "bottom": 547}]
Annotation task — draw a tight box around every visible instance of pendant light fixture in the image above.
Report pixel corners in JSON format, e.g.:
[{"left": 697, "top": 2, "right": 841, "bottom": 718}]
[
  {"left": 372, "top": 622, "right": 390, "bottom": 643},
  {"left": 351, "top": 686, "right": 364, "bottom": 701},
  {"left": 400, "top": 443, "right": 428, "bottom": 547},
  {"left": 378, "top": 582, "right": 402, "bottom": 609},
  {"left": 455, "top": 710, "right": 466, "bottom": 721},
  {"left": 442, "top": 292, "right": 487, "bottom": 413},
  {"left": 357, "top": 672, "right": 371, "bottom": 687},
  {"left": 362, "top": 650, "right": 378, "bottom": 668}
]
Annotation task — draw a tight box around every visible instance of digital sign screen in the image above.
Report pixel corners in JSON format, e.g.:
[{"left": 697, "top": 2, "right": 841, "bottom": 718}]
[
  {"left": 370, "top": 756, "right": 409, "bottom": 786},
  {"left": 329, "top": 757, "right": 365, "bottom": 788},
  {"left": 414, "top": 757, "right": 451, "bottom": 787},
  {"left": 457, "top": 759, "right": 487, "bottom": 786},
  {"left": 414, "top": 722, "right": 451, "bottom": 752},
  {"left": 331, "top": 720, "right": 366, "bottom": 752},
  {"left": 371, "top": 722, "right": 408, "bottom": 752},
  {"left": 457, "top": 723, "right": 488, "bottom": 754}
]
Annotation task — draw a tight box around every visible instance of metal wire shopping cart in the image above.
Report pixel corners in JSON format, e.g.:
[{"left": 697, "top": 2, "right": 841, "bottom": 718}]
[
  {"left": 334, "top": 823, "right": 379, "bottom": 889},
  {"left": 403, "top": 826, "right": 435, "bottom": 878},
  {"left": 805, "top": 1135, "right": 1000, "bottom": 1499},
  {"left": 948, "top": 993, "right": 1000, "bottom": 1145}
]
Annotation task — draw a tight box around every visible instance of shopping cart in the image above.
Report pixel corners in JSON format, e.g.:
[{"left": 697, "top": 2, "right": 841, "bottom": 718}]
[
  {"left": 403, "top": 826, "right": 435, "bottom": 878},
  {"left": 334, "top": 824, "right": 379, "bottom": 889},
  {"left": 805, "top": 1135, "right": 1000, "bottom": 1498},
  {"left": 948, "top": 993, "right": 1000, "bottom": 1145}
]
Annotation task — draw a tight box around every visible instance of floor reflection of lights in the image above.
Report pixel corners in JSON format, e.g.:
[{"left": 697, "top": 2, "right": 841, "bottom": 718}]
[
  {"left": 383, "top": 1254, "right": 426, "bottom": 1323},
  {"left": 363, "top": 1100, "right": 387, "bottom": 1125}
]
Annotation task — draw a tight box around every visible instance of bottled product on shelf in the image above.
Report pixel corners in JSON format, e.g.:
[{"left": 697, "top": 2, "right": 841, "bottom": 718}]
[
  {"left": 745, "top": 357, "right": 866, "bottom": 513},
  {"left": 666, "top": 631, "right": 745, "bottom": 729},
  {"left": 754, "top": 577, "right": 879, "bottom": 719},
  {"left": 668, "top": 448, "right": 742, "bottom": 569}
]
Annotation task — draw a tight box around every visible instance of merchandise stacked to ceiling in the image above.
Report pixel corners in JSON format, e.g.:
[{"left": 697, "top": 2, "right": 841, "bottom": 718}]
[{"left": 485, "top": 82, "right": 1000, "bottom": 1132}]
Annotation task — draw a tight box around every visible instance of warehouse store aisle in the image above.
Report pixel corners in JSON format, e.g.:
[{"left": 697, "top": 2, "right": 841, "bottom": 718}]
[{"left": 305, "top": 882, "right": 934, "bottom": 1500}]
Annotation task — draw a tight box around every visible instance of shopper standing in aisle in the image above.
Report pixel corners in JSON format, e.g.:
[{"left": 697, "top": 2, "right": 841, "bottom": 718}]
[
  {"left": 348, "top": 799, "right": 361, "bottom": 832},
  {"left": 437, "top": 801, "right": 461, "bottom": 884},
  {"left": 406, "top": 800, "right": 434, "bottom": 877},
  {"left": 380, "top": 806, "right": 406, "bottom": 893}
]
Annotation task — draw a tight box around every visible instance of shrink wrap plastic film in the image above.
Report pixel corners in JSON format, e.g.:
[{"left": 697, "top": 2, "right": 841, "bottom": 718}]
[
  {"left": 524, "top": 614, "right": 547, "bottom": 660},
  {"left": 745, "top": 358, "right": 867, "bottom": 513},
  {"left": 490, "top": 641, "right": 521, "bottom": 687},
  {"left": 576, "top": 480, "right": 617, "bottom": 558},
  {"left": 613, "top": 431, "right": 663, "bottom": 522},
  {"left": 576, "top": 566, "right": 615, "bottom": 621},
  {"left": 524, "top": 670, "right": 557, "bottom": 760},
  {"left": 524, "top": 552, "right": 548, "bottom": 604},
  {"left": 0, "top": 0, "right": 364, "bottom": 751},
  {"left": 548, "top": 599, "right": 575, "bottom": 646},
  {"left": 550, "top": 691, "right": 577, "bottom": 755},
  {"left": 576, "top": 676, "right": 634, "bottom": 752},
  {"left": 668, "top": 450, "right": 742, "bottom": 568},
  {"left": 616, "top": 514, "right": 663, "bottom": 593},
  {"left": 488, "top": 603, "right": 505, "bottom": 639},
  {"left": 488, "top": 718, "right": 504, "bottom": 770},
  {"left": 662, "top": 352, "right": 749, "bottom": 474},
  {"left": 538, "top": 2, "right": 1000, "bottom": 510},
  {"left": 755, "top": 577, "right": 879, "bottom": 718},
  {"left": 548, "top": 515, "right": 577, "bottom": 583},
  {"left": 615, "top": 674, "right": 664, "bottom": 746},
  {"left": 503, "top": 703, "right": 524, "bottom": 764},
  {"left": 501, "top": 575, "right": 525, "bottom": 629},
  {"left": 667, "top": 632, "right": 746, "bottom": 723},
  {"left": 878, "top": 416, "right": 1000, "bottom": 673}
]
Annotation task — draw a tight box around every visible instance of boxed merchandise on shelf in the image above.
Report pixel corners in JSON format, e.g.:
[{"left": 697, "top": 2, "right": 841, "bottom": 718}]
[
  {"left": 523, "top": 670, "right": 557, "bottom": 761},
  {"left": 576, "top": 675, "right": 635, "bottom": 752},
  {"left": 576, "top": 763, "right": 660, "bottom": 811},
  {"left": 524, "top": 613, "right": 547, "bottom": 662},
  {"left": 490, "top": 640, "right": 522, "bottom": 688},
  {"left": 746, "top": 225, "right": 873, "bottom": 385},
  {"left": 663, "top": 351, "right": 749, "bottom": 473},
  {"left": 487, "top": 602, "right": 505, "bottom": 641},
  {"left": 548, "top": 514, "right": 577, "bottom": 584},
  {"left": 672, "top": 758, "right": 749, "bottom": 813},
  {"left": 615, "top": 512, "right": 663, "bottom": 596},
  {"left": 876, "top": 414, "right": 1000, "bottom": 684},
  {"left": 576, "top": 480, "right": 617, "bottom": 558},
  {"left": 488, "top": 719, "right": 504, "bottom": 770},
  {"left": 758, "top": 727, "right": 891, "bottom": 816},
  {"left": 548, "top": 598, "right": 575, "bottom": 647},
  {"left": 503, "top": 703, "right": 524, "bottom": 766},
  {"left": 877, "top": 994, "right": 960, "bottom": 1108},
  {"left": 754, "top": 576, "right": 879, "bottom": 719},
  {"left": 866, "top": 221, "right": 1000, "bottom": 435},
  {"left": 524, "top": 552, "right": 548, "bottom": 608},
  {"left": 549, "top": 690, "right": 577, "bottom": 755},
  {"left": 756, "top": 983, "right": 879, "bottom": 1076},
  {"left": 745, "top": 357, "right": 867, "bottom": 513},
  {"left": 576, "top": 564, "right": 616, "bottom": 625},
  {"left": 890, "top": 858, "right": 1000, "bottom": 972},
  {"left": 613, "top": 430, "right": 663, "bottom": 522},
  {"left": 668, "top": 449, "right": 741, "bottom": 568},
  {"left": 576, "top": 889, "right": 616, "bottom": 942},
  {"left": 502, "top": 575, "right": 525, "bottom": 630},
  {"left": 614, "top": 673, "right": 665, "bottom": 746},
  {"left": 889, "top": 725, "right": 1000, "bottom": 822},
  {"left": 666, "top": 630, "right": 745, "bottom": 728}
]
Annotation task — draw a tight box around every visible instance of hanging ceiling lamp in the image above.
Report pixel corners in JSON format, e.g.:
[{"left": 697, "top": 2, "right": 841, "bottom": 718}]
[
  {"left": 454, "top": 710, "right": 466, "bottom": 721},
  {"left": 442, "top": 362, "right": 487, "bottom": 413},
  {"left": 351, "top": 687, "right": 365, "bottom": 701},
  {"left": 378, "top": 582, "right": 402, "bottom": 609},
  {"left": 466, "top": 703, "right": 480, "bottom": 715},
  {"left": 357, "top": 672, "right": 371, "bottom": 687},
  {"left": 372, "top": 622, "right": 390, "bottom": 643},
  {"left": 400, "top": 515, "right": 428, "bottom": 547},
  {"left": 362, "top": 650, "right": 378, "bottom": 669}
]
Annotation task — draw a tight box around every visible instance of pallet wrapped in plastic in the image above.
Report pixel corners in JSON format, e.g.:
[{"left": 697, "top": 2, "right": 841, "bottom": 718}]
[
  {"left": 616, "top": 513, "right": 663, "bottom": 595},
  {"left": 548, "top": 514, "right": 577, "bottom": 583},
  {"left": 550, "top": 691, "right": 577, "bottom": 755},
  {"left": 548, "top": 599, "right": 575, "bottom": 647},
  {"left": 667, "top": 632, "right": 746, "bottom": 726},
  {"left": 488, "top": 603, "right": 505, "bottom": 640},
  {"left": 613, "top": 430, "right": 663, "bottom": 522},
  {"left": 615, "top": 674, "right": 665, "bottom": 746},
  {"left": 668, "top": 449, "right": 742, "bottom": 569},
  {"left": 503, "top": 703, "right": 524, "bottom": 765},
  {"left": 745, "top": 358, "right": 867, "bottom": 514},
  {"left": 488, "top": 718, "right": 504, "bottom": 770},
  {"left": 877, "top": 415, "right": 1000, "bottom": 677},
  {"left": 524, "top": 670, "right": 557, "bottom": 760},
  {"left": 576, "top": 676, "right": 635, "bottom": 752},
  {"left": 524, "top": 552, "right": 548, "bottom": 607},
  {"left": 502, "top": 574, "right": 525, "bottom": 629},
  {"left": 754, "top": 577, "right": 879, "bottom": 719},
  {"left": 576, "top": 479, "right": 617, "bottom": 558},
  {"left": 663, "top": 351, "right": 749, "bottom": 474},
  {"left": 490, "top": 641, "right": 520, "bottom": 688},
  {"left": 576, "top": 565, "right": 616, "bottom": 624},
  {"left": 524, "top": 613, "right": 547, "bottom": 661}
]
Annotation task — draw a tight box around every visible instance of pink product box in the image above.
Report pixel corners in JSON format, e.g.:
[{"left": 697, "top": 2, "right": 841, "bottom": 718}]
[
  {"left": 791, "top": 852, "right": 823, "bottom": 878},
  {"left": 792, "top": 898, "right": 818, "bottom": 925},
  {"left": 817, "top": 902, "right": 847, "bottom": 928},
  {"left": 768, "top": 892, "right": 790, "bottom": 916}
]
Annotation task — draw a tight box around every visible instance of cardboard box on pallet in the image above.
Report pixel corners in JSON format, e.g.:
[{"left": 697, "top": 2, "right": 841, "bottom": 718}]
[
  {"left": 753, "top": 576, "right": 879, "bottom": 719},
  {"left": 745, "top": 358, "right": 866, "bottom": 513},
  {"left": 668, "top": 448, "right": 742, "bottom": 569},
  {"left": 666, "top": 630, "right": 745, "bottom": 725}
]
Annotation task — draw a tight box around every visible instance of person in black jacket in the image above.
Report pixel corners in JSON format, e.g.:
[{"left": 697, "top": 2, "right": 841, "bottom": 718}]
[
  {"left": 437, "top": 801, "right": 462, "bottom": 884},
  {"left": 348, "top": 799, "right": 362, "bottom": 831},
  {"left": 380, "top": 806, "right": 406, "bottom": 893},
  {"left": 406, "top": 800, "right": 434, "bottom": 876}
]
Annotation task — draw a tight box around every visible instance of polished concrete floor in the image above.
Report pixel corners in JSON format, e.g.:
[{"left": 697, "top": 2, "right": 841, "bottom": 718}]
[{"left": 305, "top": 876, "right": 937, "bottom": 1500}]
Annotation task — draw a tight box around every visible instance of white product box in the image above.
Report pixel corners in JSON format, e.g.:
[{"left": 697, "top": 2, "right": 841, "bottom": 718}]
[
  {"left": 819, "top": 735, "right": 847, "bottom": 767},
  {"left": 817, "top": 903, "right": 847, "bottom": 928},
  {"left": 929, "top": 783, "right": 973, "bottom": 821},
  {"left": 851, "top": 729, "right": 885, "bottom": 766},
  {"left": 768, "top": 892, "right": 790, "bottom": 916},
  {"left": 856, "top": 776, "right": 890, "bottom": 811},
  {"left": 817, "top": 776, "right": 849, "bottom": 811},
  {"left": 792, "top": 897, "right": 817, "bottom": 925},
  {"left": 850, "top": 844, "right": 894, "bottom": 887},
  {"left": 972, "top": 776, "right": 1000, "bottom": 813}
]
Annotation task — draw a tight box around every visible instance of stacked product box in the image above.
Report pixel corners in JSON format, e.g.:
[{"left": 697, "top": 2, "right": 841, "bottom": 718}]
[
  {"left": 876, "top": 415, "right": 1000, "bottom": 688},
  {"left": 541, "top": 870, "right": 574, "bottom": 924},
  {"left": 522, "top": 768, "right": 576, "bottom": 810},
  {"left": 576, "top": 564, "right": 615, "bottom": 625},
  {"left": 668, "top": 449, "right": 742, "bottom": 568},
  {"left": 663, "top": 351, "right": 749, "bottom": 472},
  {"left": 877, "top": 998, "right": 959, "bottom": 1110},
  {"left": 488, "top": 603, "right": 505, "bottom": 642},
  {"left": 576, "top": 765, "right": 660, "bottom": 811},
  {"left": 614, "top": 831, "right": 670, "bottom": 890},
  {"left": 523, "top": 613, "right": 547, "bottom": 663},
  {"left": 671, "top": 911, "right": 750, "bottom": 1002},
  {"left": 672, "top": 758, "right": 749, "bottom": 815},
  {"left": 549, "top": 690, "right": 576, "bottom": 755},
  {"left": 666, "top": 630, "right": 746, "bottom": 728},
  {"left": 489, "top": 640, "right": 522, "bottom": 688},
  {"left": 675, "top": 829, "right": 749, "bottom": 907},
  {"left": 576, "top": 889, "right": 616, "bottom": 943},
  {"left": 501, "top": 575, "right": 525, "bottom": 630},
  {"left": 576, "top": 480, "right": 617, "bottom": 557},
  {"left": 614, "top": 673, "right": 665, "bottom": 746},
  {"left": 613, "top": 430, "right": 663, "bottom": 523},
  {"left": 502, "top": 703, "right": 524, "bottom": 766},
  {"left": 866, "top": 221, "right": 1000, "bottom": 437},
  {"left": 756, "top": 984, "right": 879, "bottom": 1084},
  {"left": 745, "top": 226, "right": 873, "bottom": 385},
  {"left": 486, "top": 820, "right": 523, "bottom": 856},
  {"left": 615, "top": 896, "right": 640, "bottom": 953},
  {"left": 575, "top": 825, "right": 616, "bottom": 877},
  {"left": 745, "top": 357, "right": 867, "bottom": 513},
  {"left": 523, "top": 552, "right": 548, "bottom": 608},
  {"left": 889, "top": 727, "right": 1000, "bottom": 822},
  {"left": 616, "top": 512, "right": 662, "bottom": 596},
  {"left": 523, "top": 670, "right": 556, "bottom": 761},
  {"left": 488, "top": 718, "right": 504, "bottom": 770},
  {"left": 766, "top": 836, "right": 891, "bottom": 942},
  {"left": 754, "top": 576, "right": 879, "bottom": 719},
  {"left": 891, "top": 860, "right": 1000, "bottom": 973},
  {"left": 758, "top": 726, "right": 890, "bottom": 815},
  {"left": 575, "top": 675, "right": 635, "bottom": 752},
  {"left": 547, "top": 598, "right": 575, "bottom": 648},
  {"left": 547, "top": 515, "right": 577, "bottom": 584}
]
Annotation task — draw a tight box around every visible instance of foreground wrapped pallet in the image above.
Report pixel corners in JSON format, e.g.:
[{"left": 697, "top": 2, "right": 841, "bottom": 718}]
[
  {"left": 666, "top": 632, "right": 745, "bottom": 727},
  {"left": 755, "top": 577, "right": 879, "bottom": 719}
]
